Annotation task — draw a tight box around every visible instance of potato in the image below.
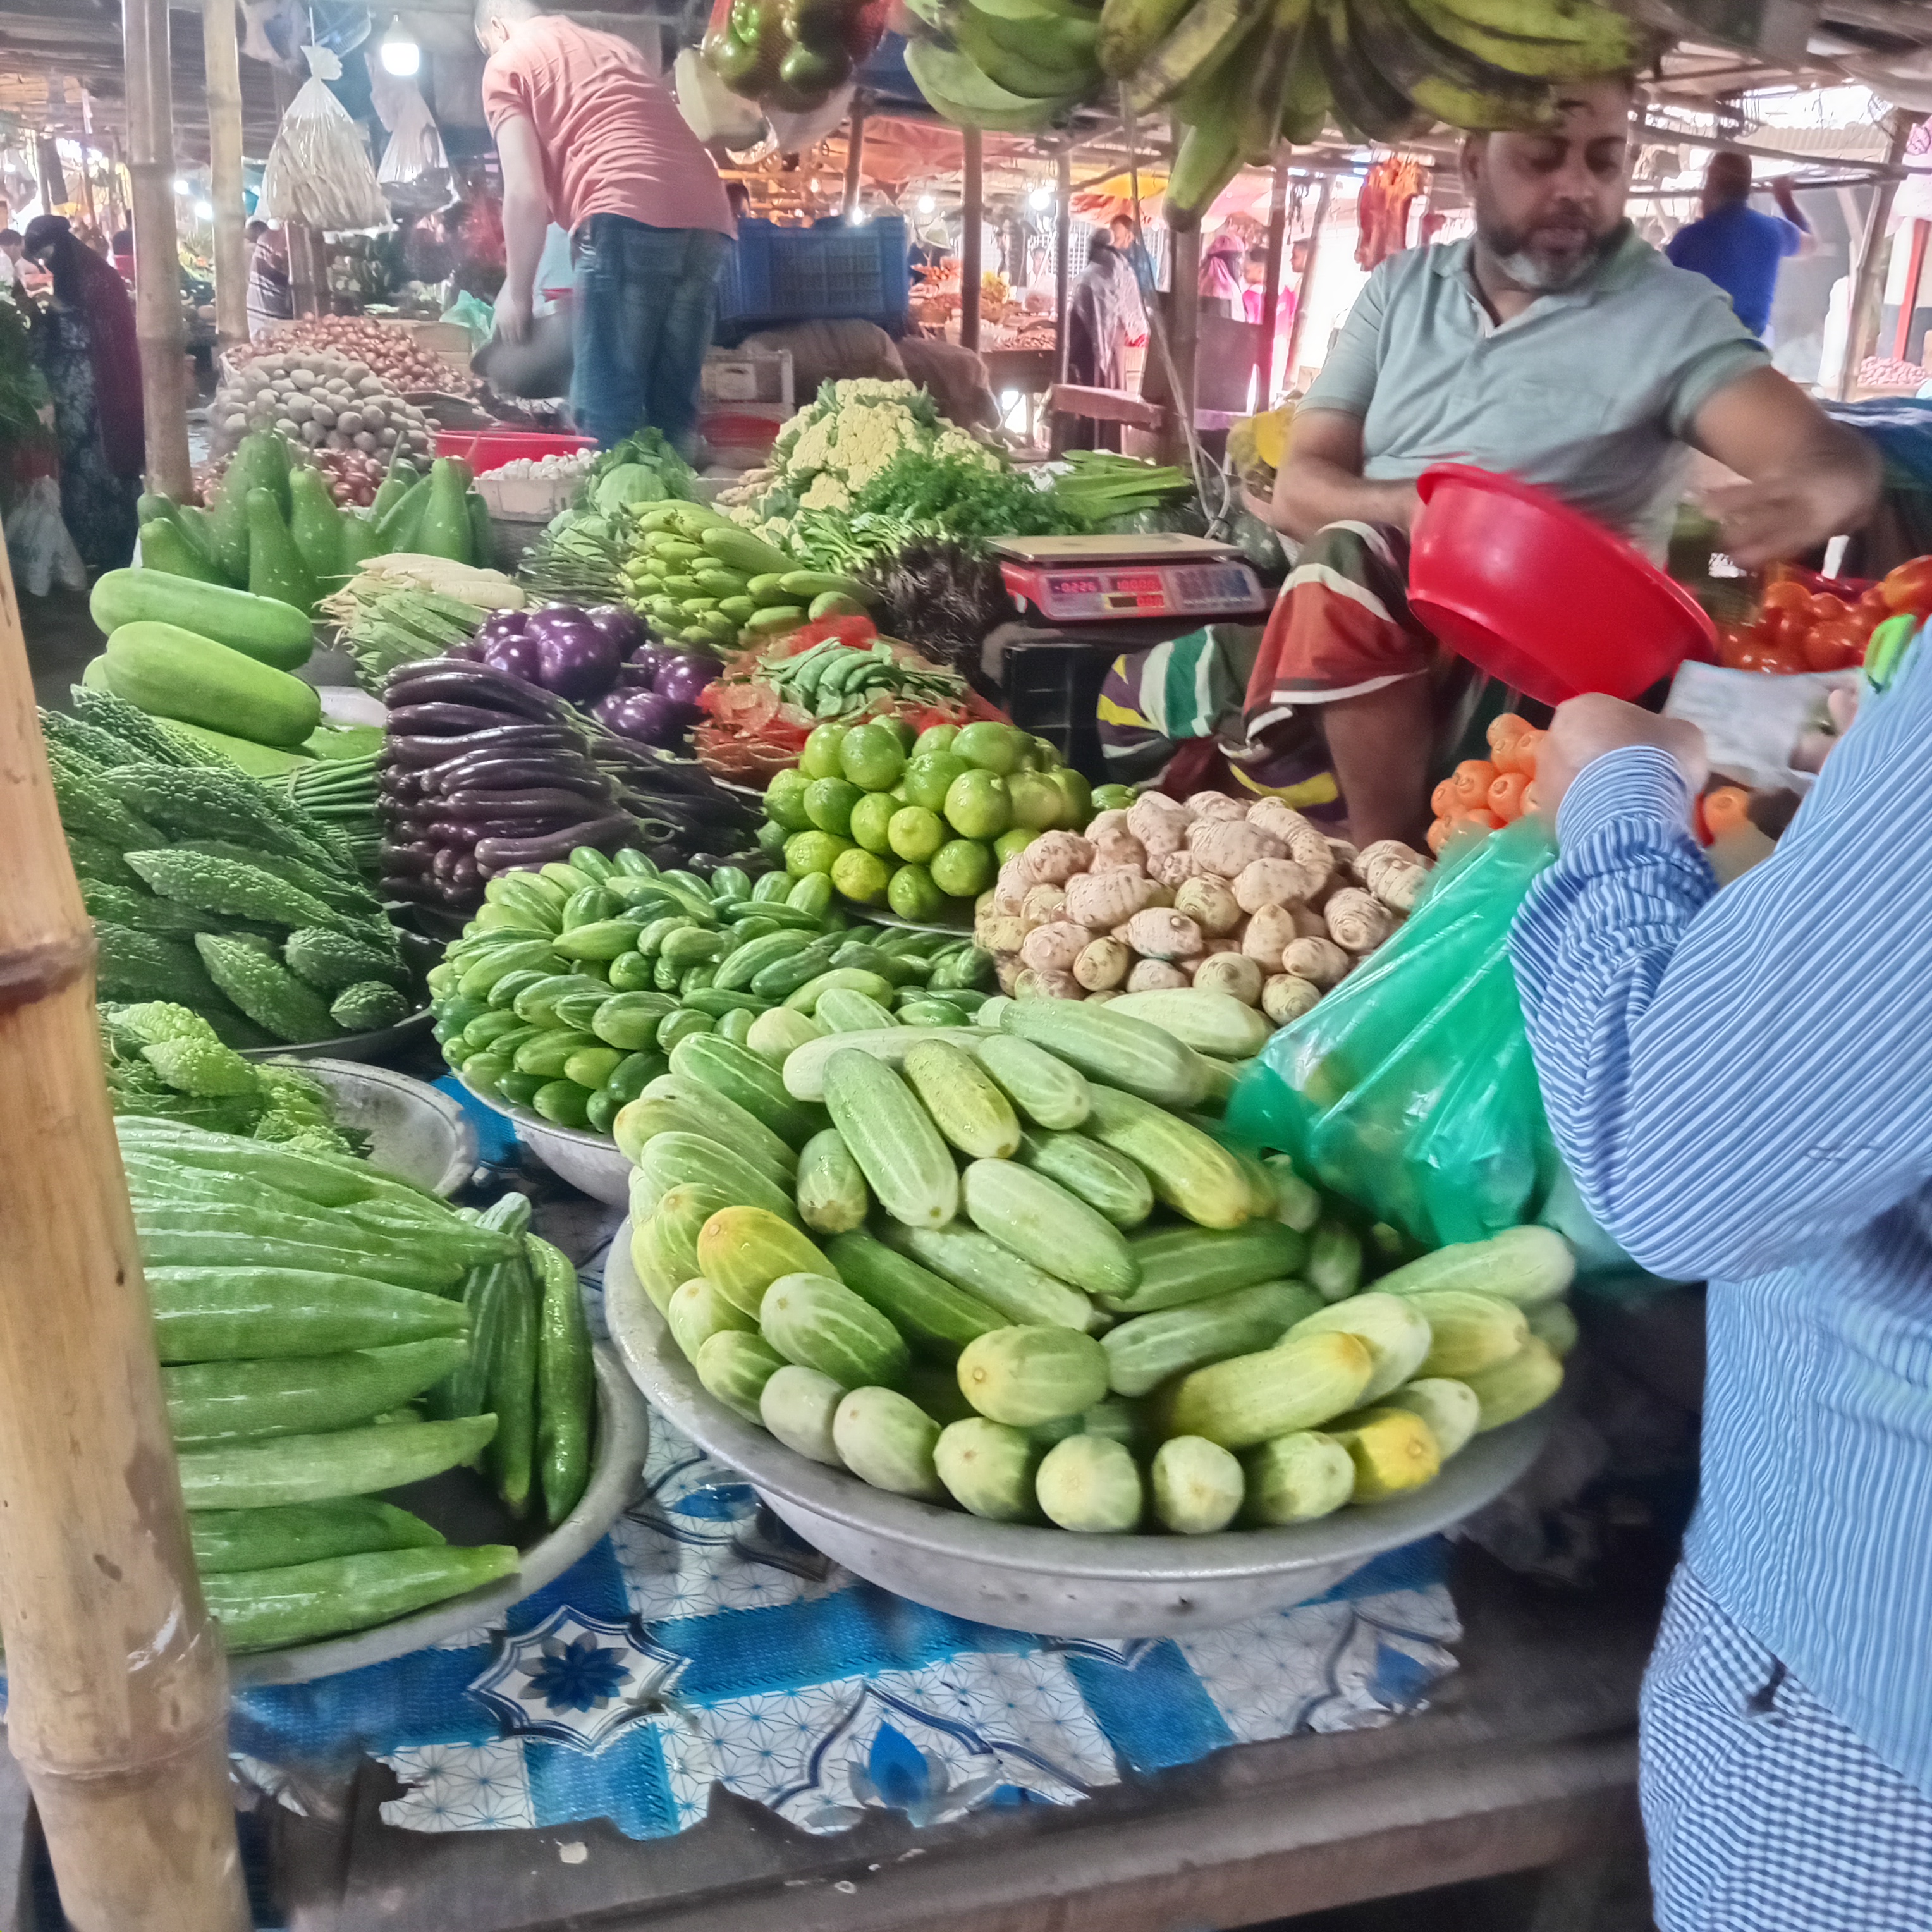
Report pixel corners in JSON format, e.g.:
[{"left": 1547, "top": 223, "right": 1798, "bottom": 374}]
[
  {"left": 1015, "top": 967, "right": 1081, "bottom": 1000},
  {"left": 1020, "top": 920, "right": 1094, "bottom": 974},
  {"left": 1173, "top": 876, "right": 1242, "bottom": 936},
  {"left": 1125, "top": 908, "right": 1204, "bottom": 961},
  {"left": 1192, "top": 953, "right": 1264, "bottom": 1005},
  {"left": 1240, "top": 903, "right": 1300, "bottom": 964},
  {"left": 1020, "top": 883, "right": 1068, "bottom": 931},
  {"left": 1283, "top": 936, "right": 1351, "bottom": 988},
  {"left": 1064, "top": 869, "right": 1162, "bottom": 930},
  {"left": 1089, "top": 824, "right": 1148, "bottom": 874},
  {"left": 1232, "top": 858, "right": 1316, "bottom": 915},
  {"left": 1185, "top": 791, "right": 1247, "bottom": 821}
]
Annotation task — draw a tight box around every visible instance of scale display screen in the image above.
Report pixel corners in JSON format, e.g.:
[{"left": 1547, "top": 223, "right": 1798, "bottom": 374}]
[{"left": 1003, "top": 554, "right": 1269, "bottom": 622}]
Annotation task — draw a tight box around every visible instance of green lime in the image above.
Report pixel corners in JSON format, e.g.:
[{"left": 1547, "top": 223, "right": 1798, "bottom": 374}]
[
  {"left": 1050, "top": 767, "right": 1092, "bottom": 829},
  {"left": 887, "top": 804, "right": 947, "bottom": 864},
  {"left": 930, "top": 838, "right": 994, "bottom": 900},
  {"left": 800, "top": 723, "right": 850, "bottom": 781},
  {"left": 840, "top": 722, "right": 907, "bottom": 792},
  {"left": 879, "top": 715, "right": 917, "bottom": 752},
  {"left": 943, "top": 768, "right": 1012, "bottom": 840},
  {"left": 912, "top": 723, "right": 958, "bottom": 760},
  {"left": 1091, "top": 783, "right": 1135, "bottom": 812},
  {"left": 888, "top": 862, "right": 945, "bottom": 922},
  {"left": 903, "top": 752, "right": 967, "bottom": 812},
  {"left": 757, "top": 818, "right": 790, "bottom": 858},
  {"left": 1006, "top": 771, "right": 1065, "bottom": 831},
  {"left": 764, "top": 766, "right": 813, "bottom": 831},
  {"left": 1030, "top": 735, "right": 1063, "bottom": 770},
  {"left": 831, "top": 847, "right": 892, "bottom": 903},
  {"left": 994, "top": 826, "right": 1040, "bottom": 865},
  {"left": 953, "top": 720, "right": 1020, "bottom": 774},
  {"left": 804, "top": 776, "right": 863, "bottom": 837},
  {"left": 785, "top": 829, "right": 853, "bottom": 877},
  {"left": 848, "top": 790, "right": 898, "bottom": 853}
]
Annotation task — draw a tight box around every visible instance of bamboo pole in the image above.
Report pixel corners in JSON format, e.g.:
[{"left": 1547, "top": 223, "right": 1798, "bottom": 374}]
[
  {"left": 1162, "top": 223, "right": 1199, "bottom": 466},
  {"left": 203, "top": 0, "right": 248, "bottom": 353},
  {"left": 0, "top": 549, "right": 248, "bottom": 1930},
  {"left": 1281, "top": 173, "right": 1330, "bottom": 393},
  {"left": 841, "top": 97, "right": 866, "bottom": 221},
  {"left": 1837, "top": 109, "right": 1913, "bottom": 402},
  {"left": 960, "top": 126, "right": 982, "bottom": 352},
  {"left": 1053, "top": 149, "right": 1071, "bottom": 384},
  {"left": 123, "top": 0, "right": 193, "bottom": 499},
  {"left": 1893, "top": 217, "right": 1928, "bottom": 365},
  {"left": 1255, "top": 156, "right": 1288, "bottom": 412}
]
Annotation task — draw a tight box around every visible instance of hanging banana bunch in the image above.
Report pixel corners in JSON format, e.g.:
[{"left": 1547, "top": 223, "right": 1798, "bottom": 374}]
[{"left": 900, "top": 0, "right": 1107, "bottom": 133}]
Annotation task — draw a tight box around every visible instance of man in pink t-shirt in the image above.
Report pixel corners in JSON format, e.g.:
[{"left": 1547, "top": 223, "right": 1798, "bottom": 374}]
[{"left": 477, "top": 0, "right": 736, "bottom": 452}]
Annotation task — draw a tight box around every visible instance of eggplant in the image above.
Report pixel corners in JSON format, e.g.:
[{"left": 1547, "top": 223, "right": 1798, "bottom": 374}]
[
  {"left": 432, "top": 758, "right": 611, "bottom": 798},
  {"left": 427, "top": 816, "right": 579, "bottom": 844},
  {"left": 384, "top": 662, "right": 565, "bottom": 722},
  {"left": 388, "top": 704, "right": 539, "bottom": 737},
  {"left": 584, "top": 604, "right": 648, "bottom": 658},
  {"left": 525, "top": 605, "right": 621, "bottom": 702},
  {"left": 475, "top": 813, "right": 636, "bottom": 875},
  {"left": 386, "top": 726, "right": 577, "bottom": 768},
  {"left": 480, "top": 630, "right": 544, "bottom": 686},
  {"left": 443, "top": 787, "right": 613, "bottom": 817}
]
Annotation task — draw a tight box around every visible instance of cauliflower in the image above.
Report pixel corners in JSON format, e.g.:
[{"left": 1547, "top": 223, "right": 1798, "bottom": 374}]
[
  {"left": 934, "top": 427, "right": 1002, "bottom": 470},
  {"left": 800, "top": 474, "right": 853, "bottom": 511}
]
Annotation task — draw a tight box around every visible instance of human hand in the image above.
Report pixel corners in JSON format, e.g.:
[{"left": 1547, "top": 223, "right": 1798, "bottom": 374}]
[
  {"left": 1534, "top": 694, "right": 1708, "bottom": 819},
  {"left": 1706, "top": 467, "right": 1875, "bottom": 570},
  {"left": 496, "top": 289, "right": 534, "bottom": 345}
]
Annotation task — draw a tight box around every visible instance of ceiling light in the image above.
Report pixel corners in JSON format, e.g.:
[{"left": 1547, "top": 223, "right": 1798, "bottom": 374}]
[
  {"left": 848, "top": 206, "right": 869, "bottom": 224},
  {"left": 1028, "top": 186, "right": 1051, "bottom": 209},
  {"left": 171, "top": 177, "right": 190, "bottom": 195},
  {"left": 379, "top": 15, "right": 420, "bottom": 77},
  {"left": 917, "top": 193, "right": 936, "bottom": 214},
  {"left": 193, "top": 200, "right": 213, "bottom": 220}
]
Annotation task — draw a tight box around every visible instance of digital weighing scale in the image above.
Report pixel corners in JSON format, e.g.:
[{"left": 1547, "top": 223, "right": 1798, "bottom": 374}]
[{"left": 991, "top": 533, "right": 1269, "bottom": 625}]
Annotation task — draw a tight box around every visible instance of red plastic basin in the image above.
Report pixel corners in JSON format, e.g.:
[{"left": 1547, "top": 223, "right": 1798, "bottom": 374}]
[
  {"left": 434, "top": 430, "right": 595, "bottom": 472},
  {"left": 1407, "top": 463, "right": 1715, "bottom": 706}
]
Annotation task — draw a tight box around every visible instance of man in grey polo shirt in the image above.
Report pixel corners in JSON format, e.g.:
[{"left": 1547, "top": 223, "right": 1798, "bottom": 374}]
[{"left": 1242, "top": 75, "right": 1877, "bottom": 847}]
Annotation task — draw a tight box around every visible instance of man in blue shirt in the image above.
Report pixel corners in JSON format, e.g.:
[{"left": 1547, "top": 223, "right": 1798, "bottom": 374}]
[
  {"left": 1665, "top": 151, "right": 1814, "bottom": 338},
  {"left": 1512, "top": 670, "right": 1932, "bottom": 1930}
]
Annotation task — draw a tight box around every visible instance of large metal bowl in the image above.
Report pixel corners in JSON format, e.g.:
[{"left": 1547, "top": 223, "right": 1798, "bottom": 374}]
[
  {"left": 268, "top": 1058, "right": 477, "bottom": 1196},
  {"left": 228, "top": 1344, "right": 649, "bottom": 1685},
  {"left": 606, "top": 1222, "right": 1550, "bottom": 1639},
  {"left": 457, "top": 1075, "right": 632, "bottom": 1205},
  {"left": 240, "top": 1005, "right": 435, "bottom": 1067}
]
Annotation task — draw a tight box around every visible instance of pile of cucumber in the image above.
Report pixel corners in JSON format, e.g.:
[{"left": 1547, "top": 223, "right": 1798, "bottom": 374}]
[
  {"left": 127, "top": 1120, "right": 594, "bottom": 1652},
  {"left": 430, "top": 844, "right": 993, "bottom": 1138},
  {"left": 616, "top": 997, "right": 1576, "bottom": 1536}
]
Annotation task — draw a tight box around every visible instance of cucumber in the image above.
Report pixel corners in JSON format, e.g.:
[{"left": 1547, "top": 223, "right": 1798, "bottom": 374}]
[
  {"left": 903, "top": 1040, "right": 1021, "bottom": 1160},
  {"left": 1457, "top": 1337, "right": 1563, "bottom": 1430},
  {"left": 1151, "top": 1436, "right": 1244, "bottom": 1534},
  {"left": 1164, "top": 1332, "right": 1374, "bottom": 1450},
  {"left": 889, "top": 1223, "right": 1098, "bottom": 1335},
  {"left": 1329, "top": 1406, "right": 1441, "bottom": 1501},
  {"left": 934, "top": 1417, "right": 1039, "bottom": 1522},
  {"left": 630, "top": 1183, "right": 733, "bottom": 1313},
  {"left": 961, "top": 1159, "right": 1137, "bottom": 1301},
  {"left": 759, "top": 1363, "right": 848, "bottom": 1465},
  {"left": 831, "top": 1386, "right": 944, "bottom": 1500},
  {"left": 695, "top": 1330, "right": 786, "bottom": 1422},
  {"left": 957, "top": 1326, "right": 1109, "bottom": 1428},
  {"left": 670, "top": 1032, "right": 822, "bottom": 1148},
  {"left": 1109, "top": 1221, "right": 1307, "bottom": 1316},
  {"left": 973, "top": 1034, "right": 1091, "bottom": 1131},
  {"left": 666, "top": 1274, "right": 757, "bottom": 1363},
  {"left": 1015, "top": 1129, "right": 1154, "bottom": 1229},
  {"left": 1287, "top": 1292, "right": 1434, "bottom": 1403},
  {"left": 695, "top": 1205, "right": 830, "bottom": 1317},
  {"left": 825, "top": 1228, "right": 1005, "bottom": 1360},
  {"left": 1405, "top": 1290, "right": 1529, "bottom": 1379},
  {"left": 822, "top": 1049, "right": 958, "bottom": 1230},
  {"left": 1371, "top": 1226, "right": 1576, "bottom": 1309},
  {"left": 1103, "top": 1279, "right": 1321, "bottom": 1398},
  {"left": 1036, "top": 1434, "right": 1143, "bottom": 1532},
  {"left": 204, "top": 1546, "right": 519, "bottom": 1651},
  {"left": 175, "top": 1414, "right": 498, "bottom": 1508},
  {"left": 780, "top": 1026, "right": 985, "bottom": 1101},
  {"left": 1242, "top": 1431, "right": 1354, "bottom": 1525},
  {"left": 759, "top": 1271, "right": 909, "bottom": 1389},
  {"left": 189, "top": 1498, "right": 443, "bottom": 1575},
  {"left": 794, "top": 1128, "right": 871, "bottom": 1235}
]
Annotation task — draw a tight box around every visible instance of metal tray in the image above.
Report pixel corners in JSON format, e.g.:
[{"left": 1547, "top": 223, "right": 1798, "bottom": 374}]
[
  {"left": 228, "top": 1345, "right": 649, "bottom": 1685},
  {"left": 458, "top": 1074, "right": 632, "bottom": 1206},
  {"left": 606, "top": 1221, "right": 1549, "bottom": 1639},
  {"left": 242, "top": 1005, "right": 435, "bottom": 1068},
  {"left": 268, "top": 1058, "right": 477, "bottom": 1196}
]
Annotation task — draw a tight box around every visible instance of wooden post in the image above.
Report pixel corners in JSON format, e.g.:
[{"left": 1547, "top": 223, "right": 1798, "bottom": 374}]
[
  {"left": 204, "top": 0, "right": 248, "bottom": 353},
  {"left": 1163, "top": 222, "right": 1200, "bottom": 465},
  {"left": 1838, "top": 111, "right": 1913, "bottom": 401},
  {"left": 0, "top": 549, "right": 249, "bottom": 1930},
  {"left": 1893, "top": 217, "right": 1928, "bottom": 364},
  {"left": 1255, "top": 156, "right": 1288, "bottom": 410},
  {"left": 960, "top": 127, "right": 982, "bottom": 352},
  {"left": 1282, "top": 173, "right": 1330, "bottom": 393},
  {"left": 1053, "top": 149, "right": 1071, "bottom": 384},
  {"left": 123, "top": 0, "right": 193, "bottom": 498},
  {"left": 841, "top": 97, "right": 866, "bottom": 221}
]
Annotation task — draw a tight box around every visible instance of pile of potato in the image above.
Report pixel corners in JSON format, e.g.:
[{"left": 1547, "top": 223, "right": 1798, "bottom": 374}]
[
  {"left": 973, "top": 793, "right": 1429, "bottom": 1021},
  {"left": 211, "top": 346, "right": 438, "bottom": 477}
]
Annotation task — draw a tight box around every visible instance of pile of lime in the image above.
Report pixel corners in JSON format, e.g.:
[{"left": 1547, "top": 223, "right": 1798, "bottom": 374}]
[{"left": 757, "top": 719, "right": 1106, "bottom": 921}]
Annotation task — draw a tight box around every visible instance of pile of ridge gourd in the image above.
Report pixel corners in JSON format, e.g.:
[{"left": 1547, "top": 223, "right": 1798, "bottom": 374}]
[
  {"left": 125, "top": 1119, "right": 594, "bottom": 1652},
  {"left": 581, "top": 975, "right": 1574, "bottom": 1536}
]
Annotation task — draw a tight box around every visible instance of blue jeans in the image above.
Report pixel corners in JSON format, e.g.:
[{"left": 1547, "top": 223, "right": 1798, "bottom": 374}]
[{"left": 570, "top": 216, "right": 728, "bottom": 455}]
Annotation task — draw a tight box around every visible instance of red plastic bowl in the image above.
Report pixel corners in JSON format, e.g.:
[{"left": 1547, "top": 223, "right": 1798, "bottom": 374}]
[{"left": 1407, "top": 463, "right": 1715, "bottom": 706}]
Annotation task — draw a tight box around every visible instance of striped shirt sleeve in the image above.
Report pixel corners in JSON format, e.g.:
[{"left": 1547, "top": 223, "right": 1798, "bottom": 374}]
[{"left": 1509, "top": 649, "right": 1932, "bottom": 1282}]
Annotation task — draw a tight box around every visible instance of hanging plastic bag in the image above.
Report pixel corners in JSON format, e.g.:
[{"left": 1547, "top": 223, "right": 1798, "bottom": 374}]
[
  {"left": 1227, "top": 817, "right": 1561, "bottom": 1249},
  {"left": 6, "top": 476, "right": 85, "bottom": 597},
  {"left": 369, "top": 64, "right": 450, "bottom": 216},
  {"left": 257, "top": 46, "right": 389, "bottom": 233}
]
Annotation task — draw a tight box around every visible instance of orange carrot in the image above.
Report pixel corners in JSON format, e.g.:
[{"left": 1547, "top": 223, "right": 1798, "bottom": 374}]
[
  {"left": 1429, "top": 778, "right": 1458, "bottom": 817},
  {"left": 1449, "top": 759, "right": 1498, "bottom": 807},
  {"left": 1426, "top": 815, "right": 1454, "bottom": 855},
  {"left": 1703, "top": 786, "right": 1751, "bottom": 838},
  {"left": 1488, "top": 770, "right": 1530, "bottom": 822},
  {"left": 1486, "top": 713, "right": 1531, "bottom": 755},
  {"left": 1498, "top": 728, "right": 1545, "bottom": 776}
]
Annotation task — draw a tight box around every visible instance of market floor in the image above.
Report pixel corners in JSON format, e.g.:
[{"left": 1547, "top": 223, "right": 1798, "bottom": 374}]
[{"left": 17, "top": 586, "right": 104, "bottom": 712}]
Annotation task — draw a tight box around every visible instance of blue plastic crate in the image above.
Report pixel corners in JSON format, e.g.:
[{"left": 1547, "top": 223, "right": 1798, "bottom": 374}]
[{"left": 716, "top": 216, "right": 911, "bottom": 342}]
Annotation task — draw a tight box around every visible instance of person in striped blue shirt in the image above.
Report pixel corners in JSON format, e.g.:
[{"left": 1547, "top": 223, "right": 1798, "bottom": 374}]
[{"left": 1509, "top": 673, "right": 1932, "bottom": 1930}]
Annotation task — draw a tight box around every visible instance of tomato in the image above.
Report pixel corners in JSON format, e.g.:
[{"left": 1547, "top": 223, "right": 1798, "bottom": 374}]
[
  {"left": 1802, "top": 623, "right": 1862, "bottom": 673},
  {"left": 1761, "top": 606, "right": 1811, "bottom": 650},
  {"left": 1880, "top": 556, "right": 1932, "bottom": 614},
  {"left": 1758, "top": 644, "right": 1809, "bottom": 675},
  {"left": 1809, "top": 593, "right": 1851, "bottom": 625},
  {"left": 1716, "top": 623, "right": 1758, "bottom": 669},
  {"left": 1762, "top": 579, "right": 1814, "bottom": 613},
  {"left": 1728, "top": 642, "right": 1769, "bottom": 672},
  {"left": 1846, "top": 602, "right": 1883, "bottom": 642}
]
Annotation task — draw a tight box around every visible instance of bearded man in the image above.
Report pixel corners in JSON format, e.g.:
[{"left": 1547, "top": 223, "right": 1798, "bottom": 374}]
[{"left": 1238, "top": 76, "right": 1876, "bottom": 844}]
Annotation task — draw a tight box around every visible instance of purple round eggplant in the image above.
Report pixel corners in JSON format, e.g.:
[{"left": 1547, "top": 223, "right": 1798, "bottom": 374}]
[
  {"left": 654, "top": 652, "right": 717, "bottom": 708},
  {"left": 526, "top": 604, "right": 621, "bottom": 702},
  {"left": 475, "top": 608, "right": 529, "bottom": 643},
  {"left": 594, "top": 687, "right": 682, "bottom": 744},
  {"left": 582, "top": 604, "right": 648, "bottom": 658},
  {"left": 480, "top": 629, "right": 544, "bottom": 685}
]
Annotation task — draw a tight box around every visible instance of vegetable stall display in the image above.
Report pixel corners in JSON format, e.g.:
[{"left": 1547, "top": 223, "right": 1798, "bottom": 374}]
[
  {"left": 761, "top": 716, "right": 1098, "bottom": 922},
  {"left": 602, "top": 993, "right": 1571, "bottom": 1534},
  {"left": 123, "top": 1118, "right": 594, "bottom": 1651},
  {"left": 376, "top": 658, "right": 759, "bottom": 912},
  {"left": 430, "top": 845, "right": 991, "bottom": 1137},
  {"left": 1713, "top": 555, "right": 1932, "bottom": 676},
  {"left": 978, "top": 793, "right": 1427, "bottom": 1022},
  {"left": 47, "top": 690, "right": 415, "bottom": 1046}
]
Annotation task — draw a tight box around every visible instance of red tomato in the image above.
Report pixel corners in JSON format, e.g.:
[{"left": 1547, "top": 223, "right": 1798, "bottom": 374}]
[
  {"left": 1758, "top": 644, "right": 1809, "bottom": 675},
  {"left": 1846, "top": 603, "right": 1883, "bottom": 642},
  {"left": 1761, "top": 606, "right": 1811, "bottom": 651},
  {"left": 1809, "top": 593, "right": 1851, "bottom": 625},
  {"left": 1729, "top": 642, "right": 1769, "bottom": 672},
  {"left": 1881, "top": 557, "right": 1932, "bottom": 614},
  {"left": 1762, "top": 580, "right": 1813, "bottom": 613},
  {"left": 1802, "top": 623, "right": 1862, "bottom": 673}
]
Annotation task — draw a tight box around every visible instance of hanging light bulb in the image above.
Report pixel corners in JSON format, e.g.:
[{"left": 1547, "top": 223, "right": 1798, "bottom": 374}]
[
  {"left": 917, "top": 193, "right": 936, "bottom": 214},
  {"left": 171, "top": 177, "right": 190, "bottom": 195},
  {"left": 193, "top": 200, "right": 213, "bottom": 220},
  {"left": 379, "top": 15, "right": 421, "bottom": 77},
  {"left": 1028, "top": 185, "right": 1051, "bottom": 210}
]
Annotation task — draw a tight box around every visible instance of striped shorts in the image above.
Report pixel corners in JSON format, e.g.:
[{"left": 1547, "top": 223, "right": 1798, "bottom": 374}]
[{"left": 1641, "top": 1563, "right": 1932, "bottom": 1931}]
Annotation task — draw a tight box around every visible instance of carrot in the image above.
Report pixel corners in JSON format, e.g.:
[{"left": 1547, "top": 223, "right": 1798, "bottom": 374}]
[
  {"left": 1449, "top": 759, "right": 1498, "bottom": 807},
  {"left": 1497, "top": 728, "right": 1545, "bottom": 776},
  {"left": 1486, "top": 713, "right": 1531, "bottom": 755},
  {"left": 1488, "top": 770, "right": 1530, "bottom": 822},
  {"left": 1429, "top": 778, "right": 1457, "bottom": 817},
  {"left": 1426, "top": 815, "right": 1454, "bottom": 855},
  {"left": 1703, "top": 786, "right": 1751, "bottom": 838}
]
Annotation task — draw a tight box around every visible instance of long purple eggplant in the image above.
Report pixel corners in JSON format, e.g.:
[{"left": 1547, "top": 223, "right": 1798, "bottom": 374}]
[
  {"left": 385, "top": 663, "right": 565, "bottom": 722},
  {"left": 474, "top": 813, "right": 637, "bottom": 876},
  {"left": 386, "top": 725, "right": 576, "bottom": 769}
]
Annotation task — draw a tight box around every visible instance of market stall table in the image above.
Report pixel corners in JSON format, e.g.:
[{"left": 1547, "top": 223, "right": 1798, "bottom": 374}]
[{"left": 236, "top": 1544, "right": 1651, "bottom": 1931}]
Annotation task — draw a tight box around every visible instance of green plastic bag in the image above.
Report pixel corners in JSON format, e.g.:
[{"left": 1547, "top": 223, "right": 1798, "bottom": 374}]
[{"left": 1228, "top": 817, "right": 1561, "bottom": 1249}]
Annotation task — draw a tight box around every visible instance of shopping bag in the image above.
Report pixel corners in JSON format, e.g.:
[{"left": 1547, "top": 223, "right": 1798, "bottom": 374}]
[
  {"left": 1227, "top": 816, "right": 1561, "bottom": 1249},
  {"left": 257, "top": 46, "right": 389, "bottom": 232},
  {"left": 5, "top": 475, "right": 85, "bottom": 597}
]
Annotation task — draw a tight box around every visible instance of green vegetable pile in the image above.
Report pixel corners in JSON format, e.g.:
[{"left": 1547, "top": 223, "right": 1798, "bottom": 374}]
[
  {"left": 46, "top": 689, "right": 413, "bottom": 1048},
  {"left": 586, "top": 427, "right": 697, "bottom": 513},
  {"left": 431, "top": 842, "right": 992, "bottom": 1142},
  {"left": 322, "top": 582, "right": 487, "bottom": 690},
  {"left": 102, "top": 1002, "right": 369, "bottom": 1157},
  {"left": 0, "top": 287, "right": 47, "bottom": 446},
  {"left": 125, "top": 1119, "right": 597, "bottom": 1651}
]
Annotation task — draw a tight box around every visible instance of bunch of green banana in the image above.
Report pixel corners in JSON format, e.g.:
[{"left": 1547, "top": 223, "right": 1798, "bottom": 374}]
[
  {"left": 616, "top": 501, "right": 874, "bottom": 651},
  {"left": 902, "top": 0, "right": 1106, "bottom": 132},
  {"left": 762, "top": 637, "right": 967, "bottom": 719}
]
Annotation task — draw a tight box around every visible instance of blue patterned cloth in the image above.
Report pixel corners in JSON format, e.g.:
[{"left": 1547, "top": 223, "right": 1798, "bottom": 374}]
[
  {"left": 1641, "top": 1563, "right": 1932, "bottom": 1932},
  {"left": 1509, "top": 639, "right": 1932, "bottom": 1813}
]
